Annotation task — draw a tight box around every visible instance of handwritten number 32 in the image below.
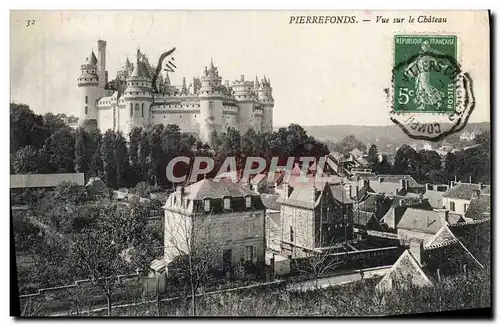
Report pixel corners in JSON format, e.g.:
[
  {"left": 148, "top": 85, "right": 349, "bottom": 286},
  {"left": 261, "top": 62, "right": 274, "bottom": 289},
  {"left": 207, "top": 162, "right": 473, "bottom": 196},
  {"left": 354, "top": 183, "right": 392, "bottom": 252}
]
[{"left": 26, "top": 20, "right": 35, "bottom": 27}]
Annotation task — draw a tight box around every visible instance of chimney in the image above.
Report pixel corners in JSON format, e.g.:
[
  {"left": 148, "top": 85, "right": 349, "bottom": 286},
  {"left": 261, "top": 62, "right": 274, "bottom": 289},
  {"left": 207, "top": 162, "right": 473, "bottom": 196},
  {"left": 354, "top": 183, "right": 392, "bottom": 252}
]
[
  {"left": 409, "top": 240, "right": 422, "bottom": 264},
  {"left": 312, "top": 186, "right": 321, "bottom": 203},
  {"left": 472, "top": 189, "right": 481, "bottom": 199},
  {"left": 283, "top": 183, "right": 294, "bottom": 199},
  {"left": 437, "top": 209, "right": 449, "bottom": 226},
  {"left": 400, "top": 179, "right": 407, "bottom": 191}
]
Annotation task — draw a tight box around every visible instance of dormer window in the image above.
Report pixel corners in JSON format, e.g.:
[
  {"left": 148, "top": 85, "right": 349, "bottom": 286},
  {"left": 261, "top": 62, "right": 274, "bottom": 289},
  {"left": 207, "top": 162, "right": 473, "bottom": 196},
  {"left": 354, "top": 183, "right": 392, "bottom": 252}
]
[
  {"left": 224, "top": 197, "right": 231, "bottom": 210},
  {"left": 245, "top": 196, "right": 251, "bottom": 208},
  {"left": 204, "top": 199, "right": 211, "bottom": 212}
]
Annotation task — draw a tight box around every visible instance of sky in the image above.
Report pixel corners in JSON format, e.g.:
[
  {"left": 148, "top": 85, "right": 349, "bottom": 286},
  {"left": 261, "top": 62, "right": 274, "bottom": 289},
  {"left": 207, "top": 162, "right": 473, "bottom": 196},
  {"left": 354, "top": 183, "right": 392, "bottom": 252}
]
[{"left": 10, "top": 10, "right": 490, "bottom": 126}]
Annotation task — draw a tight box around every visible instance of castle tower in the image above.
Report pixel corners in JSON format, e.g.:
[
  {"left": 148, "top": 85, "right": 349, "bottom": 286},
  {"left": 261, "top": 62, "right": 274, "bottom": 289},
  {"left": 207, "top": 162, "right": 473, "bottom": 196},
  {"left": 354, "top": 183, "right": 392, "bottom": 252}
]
[
  {"left": 77, "top": 51, "right": 99, "bottom": 129},
  {"left": 258, "top": 76, "right": 274, "bottom": 133},
  {"left": 233, "top": 74, "right": 254, "bottom": 134},
  {"left": 199, "top": 59, "right": 224, "bottom": 146},
  {"left": 97, "top": 40, "right": 107, "bottom": 97},
  {"left": 123, "top": 48, "right": 153, "bottom": 136}
]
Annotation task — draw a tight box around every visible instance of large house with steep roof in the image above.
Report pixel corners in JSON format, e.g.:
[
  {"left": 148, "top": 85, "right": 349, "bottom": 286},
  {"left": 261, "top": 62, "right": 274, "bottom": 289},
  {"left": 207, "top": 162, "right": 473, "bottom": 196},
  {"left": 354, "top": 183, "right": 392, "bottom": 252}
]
[
  {"left": 396, "top": 208, "right": 447, "bottom": 245},
  {"left": 163, "top": 178, "right": 266, "bottom": 273},
  {"left": 442, "top": 182, "right": 490, "bottom": 219},
  {"left": 277, "top": 182, "right": 354, "bottom": 255}
]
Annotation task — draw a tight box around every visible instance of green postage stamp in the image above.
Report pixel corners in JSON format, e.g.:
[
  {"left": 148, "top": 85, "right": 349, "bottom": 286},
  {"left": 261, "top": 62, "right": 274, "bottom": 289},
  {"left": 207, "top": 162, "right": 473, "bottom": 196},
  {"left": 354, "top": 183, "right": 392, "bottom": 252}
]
[
  {"left": 394, "top": 35, "right": 457, "bottom": 113},
  {"left": 389, "top": 34, "right": 475, "bottom": 141}
]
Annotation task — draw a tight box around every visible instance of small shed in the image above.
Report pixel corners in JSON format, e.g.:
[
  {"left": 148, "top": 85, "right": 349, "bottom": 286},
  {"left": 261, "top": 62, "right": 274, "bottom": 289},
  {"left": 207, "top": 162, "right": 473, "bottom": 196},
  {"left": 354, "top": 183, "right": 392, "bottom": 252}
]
[{"left": 85, "top": 177, "right": 107, "bottom": 195}]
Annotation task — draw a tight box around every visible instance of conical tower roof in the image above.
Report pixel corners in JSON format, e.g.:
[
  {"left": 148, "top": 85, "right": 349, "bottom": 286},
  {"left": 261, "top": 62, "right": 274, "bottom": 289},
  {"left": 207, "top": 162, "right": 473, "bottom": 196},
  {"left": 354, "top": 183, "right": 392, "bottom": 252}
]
[{"left": 87, "top": 51, "right": 98, "bottom": 65}]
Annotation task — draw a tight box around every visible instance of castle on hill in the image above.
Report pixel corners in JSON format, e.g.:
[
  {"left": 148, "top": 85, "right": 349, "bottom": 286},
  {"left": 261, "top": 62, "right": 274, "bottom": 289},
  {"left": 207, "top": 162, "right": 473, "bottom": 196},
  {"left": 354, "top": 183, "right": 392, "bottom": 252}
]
[{"left": 77, "top": 40, "right": 274, "bottom": 146}]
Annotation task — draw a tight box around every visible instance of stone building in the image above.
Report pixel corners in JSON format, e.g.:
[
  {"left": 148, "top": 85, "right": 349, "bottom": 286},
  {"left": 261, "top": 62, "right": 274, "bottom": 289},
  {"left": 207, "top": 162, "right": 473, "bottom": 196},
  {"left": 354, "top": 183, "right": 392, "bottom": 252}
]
[
  {"left": 277, "top": 182, "right": 354, "bottom": 255},
  {"left": 162, "top": 178, "right": 266, "bottom": 273},
  {"left": 77, "top": 40, "right": 274, "bottom": 146}
]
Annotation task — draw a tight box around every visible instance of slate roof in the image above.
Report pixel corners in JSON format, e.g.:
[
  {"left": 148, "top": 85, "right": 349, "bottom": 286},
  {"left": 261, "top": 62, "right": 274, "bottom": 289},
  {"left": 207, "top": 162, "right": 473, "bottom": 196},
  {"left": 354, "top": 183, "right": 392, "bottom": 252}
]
[
  {"left": 464, "top": 195, "right": 491, "bottom": 220},
  {"left": 397, "top": 208, "right": 443, "bottom": 234},
  {"left": 424, "top": 225, "right": 458, "bottom": 249},
  {"left": 481, "top": 185, "right": 491, "bottom": 195},
  {"left": 365, "top": 175, "right": 424, "bottom": 189},
  {"left": 10, "top": 173, "right": 85, "bottom": 189},
  {"left": 183, "top": 178, "right": 258, "bottom": 200},
  {"left": 261, "top": 194, "right": 281, "bottom": 211},
  {"left": 447, "top": 213, "right": 465, "bottom": 225},
  {"left": 376, "top": 250, "right": 433, "bottom": 292},
  {"left": 364, "top": 180, "right": 403, "bottom": 196},
  {"left": 443, "top": 182, "right": 481, "bottom": 200},
  {"left": 353, "top": 210, "right": 374, "bottom": 226},
  {"left": 131, "top": 60, "right": 151, "bottom": 78},
  {"left": 250, "top": 173, "right": 267, "bottom": 185},
  {"left": 277, "top": 186, "right": 319, "bottom": 209},
  {"left": 423, "top": 190, "right": 445, "bottom": 209},
  {"left": 330, "top": 184, "right": 355, "bottom": 204},
  {"left": 355, "top": 193, "right": 393, "bottom": 218}
]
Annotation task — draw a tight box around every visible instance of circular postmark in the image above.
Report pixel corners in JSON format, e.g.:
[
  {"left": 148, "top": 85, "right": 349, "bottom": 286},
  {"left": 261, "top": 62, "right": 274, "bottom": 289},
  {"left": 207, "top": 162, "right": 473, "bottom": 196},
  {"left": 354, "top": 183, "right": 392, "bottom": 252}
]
[{"left": 387, "top": 36, "right": 475, "bottom": 142}]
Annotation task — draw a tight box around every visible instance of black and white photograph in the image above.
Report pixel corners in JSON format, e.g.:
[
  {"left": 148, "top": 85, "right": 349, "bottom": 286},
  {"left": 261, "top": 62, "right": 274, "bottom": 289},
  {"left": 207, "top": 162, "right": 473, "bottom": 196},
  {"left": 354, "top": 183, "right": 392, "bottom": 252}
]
[{"left": 8, "top": 9, "right": 492, "bottom": 318}]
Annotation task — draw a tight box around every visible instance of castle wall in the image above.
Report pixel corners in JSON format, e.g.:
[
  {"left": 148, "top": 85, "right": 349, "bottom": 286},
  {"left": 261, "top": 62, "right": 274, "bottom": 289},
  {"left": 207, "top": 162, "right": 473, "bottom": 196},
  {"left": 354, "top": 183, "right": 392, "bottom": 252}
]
[
  {"left": 237, "top": 101, "right": 254, "bottom": 135},
  {"left": 97, "top": 105, "right": 114, "bottom": 132},
  {"left": 253, "top": 111, "right": 262, "bottom": 133}
]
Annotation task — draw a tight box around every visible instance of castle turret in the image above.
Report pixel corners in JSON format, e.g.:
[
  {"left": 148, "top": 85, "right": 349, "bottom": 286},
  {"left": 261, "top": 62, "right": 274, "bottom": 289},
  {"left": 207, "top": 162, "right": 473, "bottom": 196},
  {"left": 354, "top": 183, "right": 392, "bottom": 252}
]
[
  {"left": 232, "top": 74, "right": 255, "bottom": 134},
  {"left": 199, "top": 59, "right": 224, "bottom": 146},
  {"left": 97, "top": 40, "right": 107, "bottom": 97},
  {"left": 123, "top": 48, "right": 153, "bottom": 135},
  {"left": 77, "top": 51, "right": 99, "bottom": 129},
  {"left": 258, "top": 75, "right": 274, "bottom": 133}
]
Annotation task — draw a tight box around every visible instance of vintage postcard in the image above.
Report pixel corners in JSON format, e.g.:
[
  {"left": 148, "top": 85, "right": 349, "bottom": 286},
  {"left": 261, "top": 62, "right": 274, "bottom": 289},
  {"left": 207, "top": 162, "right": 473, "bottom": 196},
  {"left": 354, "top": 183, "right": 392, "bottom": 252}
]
[{"left": 10, "top": 10, "right": 491, "bottom": 317}]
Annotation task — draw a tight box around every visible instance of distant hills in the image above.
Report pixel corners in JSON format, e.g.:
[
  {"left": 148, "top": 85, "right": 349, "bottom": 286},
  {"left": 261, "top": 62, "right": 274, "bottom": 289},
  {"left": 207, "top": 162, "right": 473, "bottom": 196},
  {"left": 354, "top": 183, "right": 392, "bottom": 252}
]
[{"left": 276, "top": 122, "right": 490, "bottom": 153}]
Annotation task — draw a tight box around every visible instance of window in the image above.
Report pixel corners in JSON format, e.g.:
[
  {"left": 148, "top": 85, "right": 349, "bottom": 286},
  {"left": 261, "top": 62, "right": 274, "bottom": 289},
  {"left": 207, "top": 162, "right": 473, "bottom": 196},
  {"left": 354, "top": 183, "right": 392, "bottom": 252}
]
[
  {"left": 450, "top": 201, "right": 455, "bottom": 212},
  {"left": 129, "top": 103, "right": 133, "bottom": 117},
  {"left": 141, "top": 103, "right": 144, "bottom": 118},
  {"left": 85, "top": 96, "right": 88, "bottom": 104},
  {"left": 85, "top": 106, "right": 88, "bottom": 115},
  {"left": 204, "top": 199, "right": 210, "bottom": 212},
  {"left": 209, "top": 101, "right": 214, "bottom": 109},
  {"left": 245, "top": 246, "right": 254, "bottom": 262},
  {"left": 245, "top": 196, "right": 252, "bottom": 208},
  {"left": 290, "top": 226, "right": 294, "bottom": 242},
  {"left": 464, "top": 203, "right": 469, "bottom": 212},
  {"left": 245, "top": 219, "right": 254, "bottom": 238},
  {"left": 224, "top": 198, "right": 230, "bottom": 210}
]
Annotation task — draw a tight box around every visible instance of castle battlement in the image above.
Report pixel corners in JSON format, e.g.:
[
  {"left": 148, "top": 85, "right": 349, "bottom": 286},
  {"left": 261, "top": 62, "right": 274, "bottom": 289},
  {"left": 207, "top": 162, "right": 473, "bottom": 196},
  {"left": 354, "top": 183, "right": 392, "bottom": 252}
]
[{"left": 78, "top": 40, "right": 274, "bottom": 145}]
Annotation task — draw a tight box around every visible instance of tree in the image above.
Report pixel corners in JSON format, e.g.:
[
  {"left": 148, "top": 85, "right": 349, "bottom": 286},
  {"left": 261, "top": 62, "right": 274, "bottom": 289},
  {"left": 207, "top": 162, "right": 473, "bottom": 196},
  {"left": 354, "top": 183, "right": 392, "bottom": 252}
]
[
  {"left": 74, "top": 128, "right": 89, "bottom": 174},
  {"left": 367, "top": 144, "right": 379, "bottom": 164},
  {"left": 69, "top": 199, "right": 154, "bottom": 316},
  {"left": 11, "top": 145, "right": 42, "bottom": 173},
  {"left": 43, "top": 128, "right": 76, "bottom": 173},
  {"left": 114, "top": 132, "right": 130, "bottom": 188},
  {"left": 166, "top": 213, "right": 228, "bottom": 316},
  {"left": 101, "top": 130, "right": 117, "bottom": 188},
  {"left": 293, "top": 244, "right": 343, "bottom": 312},
  {"left": 10, "top": 103, "right": 48, "bottom": 152},
  {"left": 334, "top": 135, "right": 366, "bottom": 155},
  {"left": 129, "top": 127, "right": 142, "bottom": 183},
  {"left": 88, "top": 129, "right": 104, "bottom": 179},
  {"left": 393, "top": 144, "right": 418, "bottom": 175},
  {"left": 373, "top": 154, "right": 393, "bottom": 174}
]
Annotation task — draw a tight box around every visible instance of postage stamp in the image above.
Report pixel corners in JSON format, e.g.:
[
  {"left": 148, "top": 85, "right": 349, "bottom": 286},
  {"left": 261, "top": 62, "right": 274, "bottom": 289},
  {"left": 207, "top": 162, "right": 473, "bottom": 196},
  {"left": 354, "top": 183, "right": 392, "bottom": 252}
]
[{"left": 388, "top": 35, "right": 475, "bottom": 141}]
